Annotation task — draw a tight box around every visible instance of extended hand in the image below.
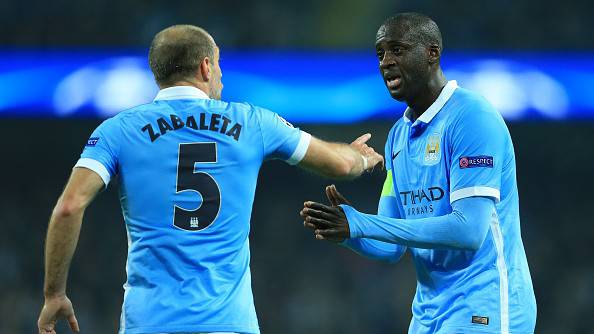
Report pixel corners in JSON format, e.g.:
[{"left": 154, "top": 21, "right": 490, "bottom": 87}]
[
  {"left": 350, "top": 133, "right": 384, "bottom": 173},
  {"left": 38, "top": 295, "right": 79, "bottom": 334},
  {"left": 301, "top": 199, "right": 351, "bottom": 242}
]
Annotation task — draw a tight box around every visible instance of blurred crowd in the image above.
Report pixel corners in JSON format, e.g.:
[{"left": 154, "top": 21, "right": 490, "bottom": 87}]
[{"left": 2, "top": 0, "right": 593, "bottom": 49}]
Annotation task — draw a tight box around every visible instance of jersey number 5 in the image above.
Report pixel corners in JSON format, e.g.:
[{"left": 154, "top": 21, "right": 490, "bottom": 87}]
[{"left": 174, "top": 142, "right": 221, "bottom": 231}]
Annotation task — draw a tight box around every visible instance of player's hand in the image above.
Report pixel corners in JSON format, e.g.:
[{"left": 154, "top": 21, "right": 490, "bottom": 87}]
[
  {"left": 325, "top": 184, "right": 351, "bottom": 206},
  {"left": 300, "top": 201, "right": 350, "bottom": 242},
  {"left": 38, "top": 295, "right": 80, "bottom": 334},
  {"left": 350, "top": 133, "right": 384, "bottom": 172},
  {"left": 302, "top": 185, "right": 350, "bottom": 240}
]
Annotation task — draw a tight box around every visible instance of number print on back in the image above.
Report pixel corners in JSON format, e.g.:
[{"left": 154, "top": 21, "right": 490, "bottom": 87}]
[{"left": 173, "top": 142, "right": 221, "bottom": 231}]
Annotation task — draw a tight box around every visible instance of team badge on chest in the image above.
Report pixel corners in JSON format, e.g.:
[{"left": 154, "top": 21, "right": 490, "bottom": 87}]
[{"left": 423, "top": 133, "right": 441, "bottom": 165}]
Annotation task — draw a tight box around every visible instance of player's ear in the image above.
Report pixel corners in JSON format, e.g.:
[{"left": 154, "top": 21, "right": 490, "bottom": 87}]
[
  {"left": 428, "top": 44, "right": 441, "bottom": 64},
  {"left": 199, "top": 57, "right": 212, "bottom": 82}
]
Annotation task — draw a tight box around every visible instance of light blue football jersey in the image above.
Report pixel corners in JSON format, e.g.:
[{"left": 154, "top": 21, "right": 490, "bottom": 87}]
[
  {"left": 379, "top": 81, "right": 536, "bottom": 333},
  {"left": 75, "top": 86, "right": 311, "bottom": 334}
]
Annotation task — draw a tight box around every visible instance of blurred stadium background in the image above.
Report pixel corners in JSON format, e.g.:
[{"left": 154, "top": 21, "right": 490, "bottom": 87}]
[{"left": 1, "top": 0, "right": 594, "bottom": 333}]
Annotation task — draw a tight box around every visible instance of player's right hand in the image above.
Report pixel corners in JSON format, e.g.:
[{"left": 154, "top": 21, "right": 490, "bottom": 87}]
[
  {"left": 38, "top": 295, "right": 80, "bottom": 334},
  {"left": 350, "top": 133, "right": 384, "bottom": 172}
]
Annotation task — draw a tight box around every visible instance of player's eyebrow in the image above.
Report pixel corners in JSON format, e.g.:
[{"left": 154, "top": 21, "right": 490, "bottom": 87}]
[
  {"left": 376, "top": 40, "right": 413, "bottom": 50},
  {"left": 386, "top": 40, "right": 414, "bottom": 47}
]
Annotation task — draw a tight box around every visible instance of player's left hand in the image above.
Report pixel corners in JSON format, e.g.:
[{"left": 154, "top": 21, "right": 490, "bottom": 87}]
[
  {"left": 300, "top": 201, "right": 350, "bottom": 242},
  {"left": 38, "top": 295, "right": 80, "bottom": 333}
]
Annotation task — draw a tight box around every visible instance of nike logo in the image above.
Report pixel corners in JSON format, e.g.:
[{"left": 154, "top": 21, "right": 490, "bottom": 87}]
[{"left": 392, "top": 150, "right": 401, "bottom": 160}]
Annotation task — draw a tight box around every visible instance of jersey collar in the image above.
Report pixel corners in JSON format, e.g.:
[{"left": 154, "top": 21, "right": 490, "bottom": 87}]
[
  {"left": 403, "top": 80, "right": 458, "bottom": 125},
  {"left": 154, "top": 86, "right": 210, "bottom": 101}
]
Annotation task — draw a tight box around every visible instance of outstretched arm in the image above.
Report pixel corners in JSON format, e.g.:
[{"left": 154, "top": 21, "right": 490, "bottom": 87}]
[
  {"left": 303, "top": 195, "right": 494, "bottom": 251},
  {"left": 38, "top": 167, "right": 104, "bottom": 334},
  {"left": 298, "top": 133, "right": 384, "bottom": 179},
  {"left": 254, "top": 108, "right": 383, "bottom": 179},
  {"left": 341, "top": 237, "right": 406, "bottom": 263}
]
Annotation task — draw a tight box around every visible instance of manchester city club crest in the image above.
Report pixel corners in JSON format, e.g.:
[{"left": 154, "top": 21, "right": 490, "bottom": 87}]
[{"left": 423, "top": 133, "right": 441, "bottom": 165}]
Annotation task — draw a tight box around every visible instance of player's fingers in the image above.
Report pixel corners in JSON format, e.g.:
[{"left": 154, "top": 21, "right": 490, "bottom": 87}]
[
  {"left": 329, "top": 185, "right": 351, "bottom": 206},
  {"left": 68, "top": 312, "right": 80, "bottom": 332},
  {"left": 315, "top": 228, "right": 345, "bottom": 238},
  {"left": 303, "top": 221, "right": 317, "bottom": 230},
  {"left": 325, "top": 185, "right": 338, "bottom": 206},
  {"left": 299, "top": 208, "right": 308, "bottom": 218},
  {"left": 370, "top": 153, "right": 385, "bottom": 169},
  {"left": 305, "top": 216, "right": 336, "bottom": 229},
  {"left": 39, "top": 330, "right": 55, "bottom": 334},
  {"left": 303, "top": 207, "right": 340, "bottom": 221},
  {"left": 304, "top": 201, "right": 337, "bottom": 214},
  {"left": 38, "top": 321, "right": 55, "bottom": 334},
  {"left": 352, "top": 133, "right": 371, "bottom": 146}
]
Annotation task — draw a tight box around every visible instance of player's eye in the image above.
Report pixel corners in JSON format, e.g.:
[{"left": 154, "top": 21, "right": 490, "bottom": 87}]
[
  {"left": 391, "top": 47, "right": 403, "bottom": 55},
  {"left": 376, "top": 50, "right": 385, "bottom": 61}
]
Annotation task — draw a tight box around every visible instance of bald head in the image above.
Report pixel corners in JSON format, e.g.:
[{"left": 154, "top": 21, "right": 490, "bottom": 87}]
[
  {"left": 379, "top": 13, "right": 442, "bottom": 51},
  {"left": 149, "top": 25, "right": 216, "bottom": 87}
]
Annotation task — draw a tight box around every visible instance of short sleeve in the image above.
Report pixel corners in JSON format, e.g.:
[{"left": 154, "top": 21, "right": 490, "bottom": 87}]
[
  {"left": 74, "top": 118, "right": 121, "bottom": 186},
  {"left": 255, "top": 106, "right": 311, "bottom": 165},
  {"left": 448, "top": 105, "right": 508, "bottom": 203}
]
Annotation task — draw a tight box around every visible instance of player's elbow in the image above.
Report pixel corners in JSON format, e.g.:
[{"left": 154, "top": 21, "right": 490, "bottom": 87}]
[
  {"left": 458, "top": 228, "right": 488, "bottom": 251},
  {"left": 53, "top": 195, "right": 86, "bottom": 218},
  {"left": 461, "top": 235, "right": 483, "bottom": 251}
]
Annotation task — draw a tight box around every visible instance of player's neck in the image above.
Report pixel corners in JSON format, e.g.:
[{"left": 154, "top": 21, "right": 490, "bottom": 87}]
[
  {"left": 407, "top": 71, "right": 447, "bottom": 121},
  {"left": 160, "top": 80, "right": 210, "bottom": 97}
]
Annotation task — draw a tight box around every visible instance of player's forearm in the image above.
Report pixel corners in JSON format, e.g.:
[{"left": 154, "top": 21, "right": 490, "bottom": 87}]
[
  {"left": 341, "top": 194, "right": 407, "bottom": 262},
  {"left": 342, "top": 238, "right": 406, "bottom": 263},
  {"left": 43, "top": 201, "right": 85, "bottom": 298},
  {"left": 342, "top": 197, "right": 494, "bottom": 250},
  {"left": 326, "top": 142, "right": 367, "bottom": 179}
]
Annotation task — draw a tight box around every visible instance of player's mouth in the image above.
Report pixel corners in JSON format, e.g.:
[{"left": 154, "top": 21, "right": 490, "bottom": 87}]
[{"left": 384, "top": 74, "right": 402, "bottom": 90}]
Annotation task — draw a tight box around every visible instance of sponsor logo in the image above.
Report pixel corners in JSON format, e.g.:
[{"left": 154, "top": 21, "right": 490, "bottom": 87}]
[
  {"left": 86, "top": 137, "right": 99, "bottom": 147},
  {"left": 459, "top": 155, "right": 494, "bottom": 169},
  {"left": 399, "top": 186, "right": 445, "bottom": 216},
  {"left": 392, "top": 150, "right": 401, "bottom": 160},
  {"left": 423, "top": 133, "right": 441, "bottom": 165}
]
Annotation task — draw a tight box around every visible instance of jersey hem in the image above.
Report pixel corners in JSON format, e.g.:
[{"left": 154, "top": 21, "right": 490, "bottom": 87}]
[
  {"left": 74, "top": 158, "right": 111, "bottom": 186},
  {"left": 286, "top": 131, "right": 311, "bottom": 165},
  {"left": 119, "top": 324, "right": 259, "bottom": 334},
  {"left": 437, "top": 326, "right": 533, "bottom": 334}
]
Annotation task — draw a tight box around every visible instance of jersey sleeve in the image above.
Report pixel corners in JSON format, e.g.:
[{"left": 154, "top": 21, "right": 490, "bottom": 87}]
[
  {"left": 448, "top": 104, "right": 508, "bottom": 203},
  {"left": 74, "top": 118, "right": 121, "bottom": 186},
  {"left": 254, "top": 106, "right": 311, "bottom": 165}
]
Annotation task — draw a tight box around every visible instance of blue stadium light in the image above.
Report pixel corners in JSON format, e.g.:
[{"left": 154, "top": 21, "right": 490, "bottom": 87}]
[{"left": 0, "top": 50, "right": 593, "bottom": 122}]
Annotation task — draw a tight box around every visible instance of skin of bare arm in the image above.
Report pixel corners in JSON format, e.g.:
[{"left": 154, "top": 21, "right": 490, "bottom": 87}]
[
  {"left": 298, "top": 133, "right": 384, "bottom": 180},
  {"left": 38, "top": 167, "right": 105, "bottom": 334}
]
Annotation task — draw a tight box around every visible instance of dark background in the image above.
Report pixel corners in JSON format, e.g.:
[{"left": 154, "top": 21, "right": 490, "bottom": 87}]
[{"left": 1, "top": 0, "right": 594, "bottom": 333}]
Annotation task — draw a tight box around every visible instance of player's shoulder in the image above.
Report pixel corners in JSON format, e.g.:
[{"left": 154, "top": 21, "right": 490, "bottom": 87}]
[
  {"left": 448, "top": 87, "right": 503, "bottom": 124},
  {"left": 451, "top": 87, "right": 497, "bottom": 114},
  {"left": 96, "top": 103, "right": 153, "bottom": 130},
  {"left": 225, "top": 100, "right": 292, "bottom": 126}
]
